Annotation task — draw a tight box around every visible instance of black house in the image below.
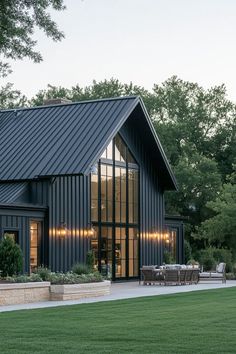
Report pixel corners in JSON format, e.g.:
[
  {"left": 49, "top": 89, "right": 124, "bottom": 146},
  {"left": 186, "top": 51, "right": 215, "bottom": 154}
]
[{"left": 0, "top": 96, "right": 184, "bottom": 280}]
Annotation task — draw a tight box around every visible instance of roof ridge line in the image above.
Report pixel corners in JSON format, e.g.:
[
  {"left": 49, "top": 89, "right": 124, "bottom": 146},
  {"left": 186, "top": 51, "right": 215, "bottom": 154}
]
[{"left": 0, "top": 95, "right": 139, "bottom": 113}]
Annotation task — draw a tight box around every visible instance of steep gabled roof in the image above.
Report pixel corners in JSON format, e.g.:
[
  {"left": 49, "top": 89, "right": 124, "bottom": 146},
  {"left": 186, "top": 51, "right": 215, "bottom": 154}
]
[{"left": 0, "top": 96, "right": 177, "bottom": 190}]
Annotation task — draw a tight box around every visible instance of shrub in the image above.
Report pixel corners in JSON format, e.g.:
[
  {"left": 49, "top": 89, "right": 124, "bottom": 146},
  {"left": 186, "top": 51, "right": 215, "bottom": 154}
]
[
  {"left": 196, "top": 247, "right": 233, "bottom": 272},
  {"left": 226, "top": 273, "right": 236, "bottom": 280},
  {"left": 49, "top": 271, "right": 103, "bottom": 284},
  {"left": 184, "top": 240, "right": 192, "bottom": 264},
  {"left": 6, "top": 274, "right": 43, "bottom": 283},
  {"left": 0, "top": 234, "right": 23, "bottom": 277},
  {"left": 77, "top": 272, "right": 100, "bottom": 284},
  {"left": 212, "top": 248, "right": 233, "bottom": 273},
  {"left": 203, "top": 257, "right": 216, "bottom": 271},
  {"left": 232, "top": 263, "right": 236, "bottom": 275},
  {"left": 196, "top": 248, "right": 216, "bottom": 271},
  {"left": 163, "top": 251, "right": 175, "bottom": 264},
  {"left": 5, "top": 270, "right": 103, "bottom": 284},
  {"left": 33, "top": 266, "right": 51, "bottom": 281},
  {"left": 86, "top": 250, "right": 95, "bottom": 270},
  {"left": 72, "top": 263, "right": 90, "bottom": 275},
  {"left": 187, "top": 259, "right": 199, "bottom": 266},
  {"left": 48, "top": 272, "right": 77, "bottom": 284}
]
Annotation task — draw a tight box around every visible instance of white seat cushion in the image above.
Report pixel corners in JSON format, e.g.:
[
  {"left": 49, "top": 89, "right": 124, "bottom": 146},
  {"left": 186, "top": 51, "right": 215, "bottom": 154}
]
[
  {"left": 200, "top": 272, "right": 223, "bottom": 278},
  {"left": 216, "top": 263, "right": 225, "bottom": 273},
  {"left": 142, "top": 266, "right": 156, "bottom": 270}
]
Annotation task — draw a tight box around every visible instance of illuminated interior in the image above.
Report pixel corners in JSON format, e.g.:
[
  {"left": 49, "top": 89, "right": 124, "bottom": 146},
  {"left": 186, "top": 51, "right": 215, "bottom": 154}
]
[
  {"left": 91, "top": 134, "right": 139, "bottom": 279},
  {"left": 30, "top": 221, "right": 40, "bottom": 273},
  {"left": 164, "top": 230, "right": 177, "bottom": 263}
]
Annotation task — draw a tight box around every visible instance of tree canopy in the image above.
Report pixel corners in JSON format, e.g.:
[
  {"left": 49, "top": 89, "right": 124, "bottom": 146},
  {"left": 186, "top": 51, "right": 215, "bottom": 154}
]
[{"left": 0, "top": 0, "right": 66, "bottom": 77}]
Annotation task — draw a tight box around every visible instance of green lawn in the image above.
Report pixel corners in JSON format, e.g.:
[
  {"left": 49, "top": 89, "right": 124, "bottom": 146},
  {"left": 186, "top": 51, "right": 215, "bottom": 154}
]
[{"left": 1, "top": 288, "right": 236, "bottom": 354}]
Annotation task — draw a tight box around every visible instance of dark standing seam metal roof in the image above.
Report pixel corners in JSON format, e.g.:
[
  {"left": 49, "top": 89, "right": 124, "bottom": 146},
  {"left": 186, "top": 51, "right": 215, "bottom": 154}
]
[
  {"left": 0, "top": 96, "right": 177, "bottom": 189},
  {"left": 0, "top": 182, "right": 28, "bottom": 203}
]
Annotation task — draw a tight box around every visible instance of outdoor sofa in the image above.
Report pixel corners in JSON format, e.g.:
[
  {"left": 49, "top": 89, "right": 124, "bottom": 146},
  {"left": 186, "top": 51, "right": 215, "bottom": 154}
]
[
  {"left": 199, "top": 262, "right": 226, "bottom": 283},
  {"left": 140, "top": 265, "right": 200, "bottom": 286}
]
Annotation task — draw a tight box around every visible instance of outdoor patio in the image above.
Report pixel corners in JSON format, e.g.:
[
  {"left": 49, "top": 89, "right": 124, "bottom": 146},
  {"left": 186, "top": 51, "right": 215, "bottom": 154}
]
[{"left": 1, "top": 280, "right": 236, "bottom": 313}]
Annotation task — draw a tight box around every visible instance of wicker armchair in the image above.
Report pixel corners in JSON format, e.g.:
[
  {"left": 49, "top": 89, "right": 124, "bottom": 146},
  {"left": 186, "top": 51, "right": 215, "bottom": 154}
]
[
  {"left": 140, "top": 266, "right": 158, "bottom": 285},
  {"left": 140, "top": 266, "right": 165, "bottom": 285},
  {"left": 164, "top": 269, "right": 180, "bottom": 285},
  {"left": 191, "top": 269, "right": 200, "bottom": 284}
]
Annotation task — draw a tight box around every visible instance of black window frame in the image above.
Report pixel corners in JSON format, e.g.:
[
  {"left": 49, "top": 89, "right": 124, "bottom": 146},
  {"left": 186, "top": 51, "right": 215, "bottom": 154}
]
[
  {"left": 2, "top": 229, "right": 19, "bottom": 244},
  {"left": 90, "top": 133, "right": 140, "bottom": 280}
]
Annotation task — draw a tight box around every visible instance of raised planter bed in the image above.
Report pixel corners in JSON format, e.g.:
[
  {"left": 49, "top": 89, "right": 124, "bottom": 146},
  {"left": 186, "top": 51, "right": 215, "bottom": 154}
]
[
  {"left": 50, "top": 280, "right": 111, "bottom": 301},
  {"left": 0, "top": 280, "right": 111, "bottom": 305},
  {"left": 0, "top": 282, "right": 50, "bottom": 306}
]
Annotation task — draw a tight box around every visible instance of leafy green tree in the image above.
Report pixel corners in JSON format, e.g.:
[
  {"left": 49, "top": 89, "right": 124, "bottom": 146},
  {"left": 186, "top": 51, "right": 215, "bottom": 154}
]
[
  {"left": 147, "top": 76, "right": 236, "bottom": 251},
  {"left": 165, "top": 153, "right": 222, "bottom": 220},
  {"left": 0, "top": 0, "right": 66, "bottom": 77},
  {"left": 151, "top": 76, "right": 236, "bottom": 179},
  {"left": 30, "top": 79, "right": 152, "bottom": 107},
  {"left": 0, "top": 83, "right": 27, "bottom": 109},
  {"left": 193, "top": 182, "right": 236, "bottom": 254},
  {"left": 0, "top": 1, "right": 66, "bottom": 109},
  {"left": 0, "top": 235, "right": 23, "bottom": 277}
]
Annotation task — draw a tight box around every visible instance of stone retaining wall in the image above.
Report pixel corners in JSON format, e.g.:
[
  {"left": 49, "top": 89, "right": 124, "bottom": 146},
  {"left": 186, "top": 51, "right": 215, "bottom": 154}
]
[
  {"left": 0, "top": 282, "right": 51, "bottom": 305},
  {"left": 50, "top": 280, "right": 111, "bottom": 301},
  {"left": 0, "top": 280, "right": 111, "bottom": 305}
]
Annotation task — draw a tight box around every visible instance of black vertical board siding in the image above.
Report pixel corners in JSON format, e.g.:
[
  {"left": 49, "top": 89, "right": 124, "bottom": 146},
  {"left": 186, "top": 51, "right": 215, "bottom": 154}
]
[
  {"left": 0, "top": 213, "right": 40, "bottom": 273},
  {"left": 30, "top": 180, "right": 49, "bottom": 205},
  {"left": 48, "top": 175, "right": 89, "bottom": 272},
  {"left": 79, "top": 177, "right": 83, "bottom": 263},
  {"left": 119, "top": 116, "right": 171, "bottom": 267}
]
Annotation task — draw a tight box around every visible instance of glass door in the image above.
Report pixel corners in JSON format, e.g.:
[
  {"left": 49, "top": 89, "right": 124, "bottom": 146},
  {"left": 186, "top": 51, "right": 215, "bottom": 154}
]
[
  {"left": 115, "top": 227, "right": 126, "bottom": 278},
  {"left": 30, "top": 221, "right": 42, "bottom": 273},
  {"left": 100, "top": 226, "right": 113, "bottom": 277},
  {"left": 91, "top": 225, "right": 139, "bottom": 280},
  {"left": 128, "top": 228, "right": 139, "bottom": 277},
  {"left": 164, "top": 228, "right": 177, "bottom": 263}
]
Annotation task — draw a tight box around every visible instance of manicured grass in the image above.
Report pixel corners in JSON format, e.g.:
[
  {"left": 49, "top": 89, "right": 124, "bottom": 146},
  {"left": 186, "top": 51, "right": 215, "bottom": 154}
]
[{"left": 1, "top": 288, "right": 236, "bottom": 353}]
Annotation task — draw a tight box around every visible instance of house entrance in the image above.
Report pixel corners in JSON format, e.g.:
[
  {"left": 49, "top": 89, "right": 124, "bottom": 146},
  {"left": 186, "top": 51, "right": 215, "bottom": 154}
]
[{"left": 91, "top": 225, "right": 139, "bottom": 280}]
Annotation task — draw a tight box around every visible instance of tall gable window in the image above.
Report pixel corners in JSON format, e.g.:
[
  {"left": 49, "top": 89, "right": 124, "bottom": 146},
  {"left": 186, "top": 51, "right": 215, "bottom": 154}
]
[{"left": 91, "top": 134, "right": 139, "bottom": 280}]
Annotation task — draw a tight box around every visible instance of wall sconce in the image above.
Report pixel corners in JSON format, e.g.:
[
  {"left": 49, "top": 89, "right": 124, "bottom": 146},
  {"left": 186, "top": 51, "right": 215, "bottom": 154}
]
[
  {"left": 58, "top": 222, "right": 67, "bottom": 239},
  {"left": 150, "top": 229, "right": 161, "bottom": 240},
  {"left": 88, "top": 224, "right": 96, "bottom": 239},
  {"left": 164, "top": 232, "right": 170, "bottom": 243},
  {"left": 149, "top": 231, "right": 170, "bottom": 241}
]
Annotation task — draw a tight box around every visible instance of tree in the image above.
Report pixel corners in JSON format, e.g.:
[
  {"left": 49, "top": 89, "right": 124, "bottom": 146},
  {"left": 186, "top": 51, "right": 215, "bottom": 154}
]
[
  {"left": 0, "top": 82, "right": 27, "bottom": 109},
  {"left": 0, "top": 1, "right": 66, "bottom": 109},
  {"left": 151, "top": 76, "right": 236, "bottom": 179},
  {"left": 30, "top": 78, "right": 152, "bottom": 107},
  {"left": 0, "top": 0, "right": 66, "bottom": 77},
  {"left": 148, "top": 76, "right": 236, "bottom": 247},
  {"left": 193, "top": 176, "right": 236, "bottom": 254},
  {"left": 165, "top": 152, "right": 222, "bottom": 241}
]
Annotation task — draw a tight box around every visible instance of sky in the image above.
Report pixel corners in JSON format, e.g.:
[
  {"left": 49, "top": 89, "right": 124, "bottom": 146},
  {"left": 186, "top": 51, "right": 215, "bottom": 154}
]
[{"left": 3, "top": 0, "right": 236, "bottom": 101}]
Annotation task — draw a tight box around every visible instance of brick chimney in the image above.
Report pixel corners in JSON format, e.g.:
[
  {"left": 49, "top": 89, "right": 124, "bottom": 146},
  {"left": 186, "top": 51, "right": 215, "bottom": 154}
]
[{"left": 43, "top": 98, "right": 72, "bottom": 105}]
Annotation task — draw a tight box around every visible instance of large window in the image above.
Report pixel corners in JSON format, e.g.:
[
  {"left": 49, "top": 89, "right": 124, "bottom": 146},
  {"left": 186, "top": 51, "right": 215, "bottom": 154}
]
[
  {"left": 3, "top": 230, "right": 19, "bottom": 243},
  {"left": 30, "top": 221, "right": 42, "bottom": 273},
  {"left": 164, "top": 229, "right": 177, "bottom": 263},
  {"left": 91, "top": 134, "right": 139, "bottom": 279}
]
